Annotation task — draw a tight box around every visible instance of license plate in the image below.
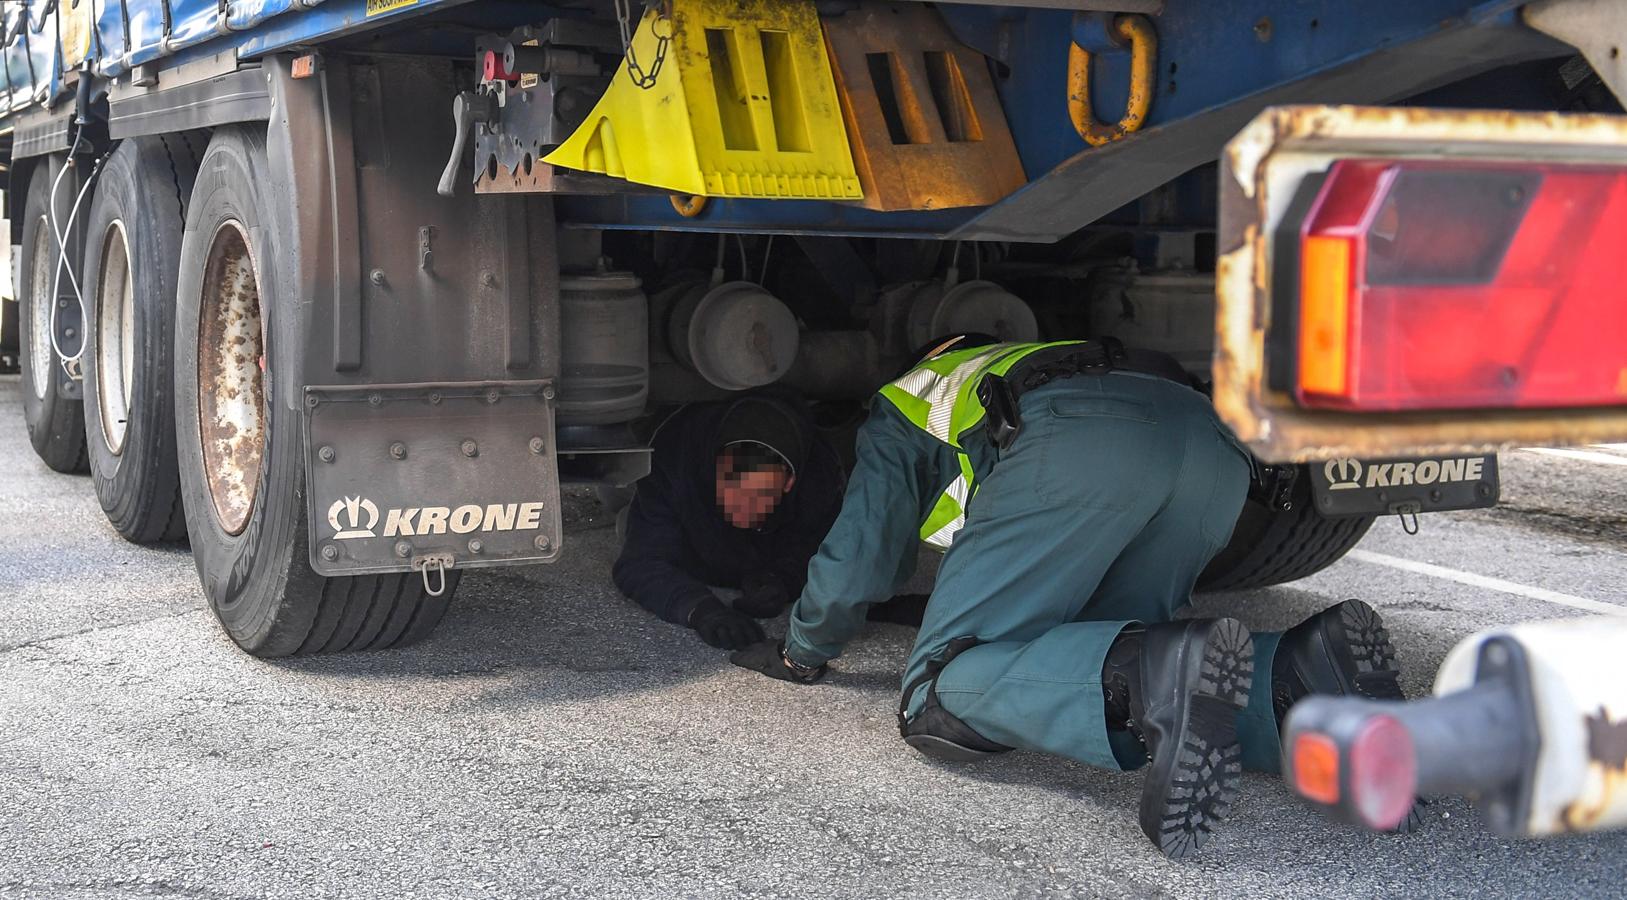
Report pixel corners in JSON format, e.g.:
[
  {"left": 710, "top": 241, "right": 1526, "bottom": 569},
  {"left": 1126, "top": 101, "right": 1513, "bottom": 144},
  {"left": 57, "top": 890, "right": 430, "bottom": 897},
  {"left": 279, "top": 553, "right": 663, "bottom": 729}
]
[{"left": 1309, "top": 454, "right": 1499, "bottom": 517}]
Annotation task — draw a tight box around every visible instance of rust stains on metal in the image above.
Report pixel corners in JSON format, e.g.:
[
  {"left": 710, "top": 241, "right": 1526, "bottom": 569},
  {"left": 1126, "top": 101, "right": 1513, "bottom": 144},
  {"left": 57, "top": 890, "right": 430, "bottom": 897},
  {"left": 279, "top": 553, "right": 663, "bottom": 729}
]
[
  {"left": 197, "top": 221, "right": 266, "bottom": 536},
  {"left": 1215, "top": 104, "right": 1627, "bottom": 462},
  {"left": 1563, "top": 706, "right": 1627, "bottom": 832}
]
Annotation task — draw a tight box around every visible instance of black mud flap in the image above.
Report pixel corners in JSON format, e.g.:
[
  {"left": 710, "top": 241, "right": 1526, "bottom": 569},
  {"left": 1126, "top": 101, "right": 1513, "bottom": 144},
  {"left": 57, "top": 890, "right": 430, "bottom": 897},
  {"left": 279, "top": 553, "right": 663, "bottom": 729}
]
[
  {"left": 303, "top": 381, "right": 562, "bottom": 577},
  {"left": 1309, "top": 454, "right": 1499, "bottom": 518}
]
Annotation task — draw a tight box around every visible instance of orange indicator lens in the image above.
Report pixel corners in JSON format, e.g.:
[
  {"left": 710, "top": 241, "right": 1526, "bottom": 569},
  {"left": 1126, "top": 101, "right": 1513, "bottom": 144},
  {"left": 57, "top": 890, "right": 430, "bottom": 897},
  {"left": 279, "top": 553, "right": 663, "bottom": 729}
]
[
  {"left": 1298, "top": 235, "right": 1353, "bottom": 399},
  {"left": 1291, "top": 731, "right": 1343, "bottom": 805}
]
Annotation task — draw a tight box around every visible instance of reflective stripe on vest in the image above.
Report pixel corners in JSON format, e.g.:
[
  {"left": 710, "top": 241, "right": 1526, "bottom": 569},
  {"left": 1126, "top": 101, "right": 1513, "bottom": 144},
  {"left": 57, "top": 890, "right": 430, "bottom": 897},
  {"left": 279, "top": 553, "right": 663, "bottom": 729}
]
[
  {"left": 918, "top": 453, "right": 976, "bottom": 549},
  {"left": 878, "top": 341, "right": 1082, "bottom": 549}
]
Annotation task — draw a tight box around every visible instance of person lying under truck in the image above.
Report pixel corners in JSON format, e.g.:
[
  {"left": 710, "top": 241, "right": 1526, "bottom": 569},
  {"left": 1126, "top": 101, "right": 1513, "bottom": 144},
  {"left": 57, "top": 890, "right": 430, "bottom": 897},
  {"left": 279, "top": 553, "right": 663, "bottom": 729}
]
[
  {"left": 612, "top": 394, "right": 849, "bottom": 650},
  {"left": 730, "top": 335, "right": 1414, "bottom": 857}
]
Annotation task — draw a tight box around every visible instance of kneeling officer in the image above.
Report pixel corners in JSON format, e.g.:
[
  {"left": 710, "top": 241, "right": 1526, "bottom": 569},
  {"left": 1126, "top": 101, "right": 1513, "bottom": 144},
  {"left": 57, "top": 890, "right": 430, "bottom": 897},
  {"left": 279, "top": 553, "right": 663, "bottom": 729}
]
[{"left": 732, "top": 336, "right": 1408, "bottom": 857}]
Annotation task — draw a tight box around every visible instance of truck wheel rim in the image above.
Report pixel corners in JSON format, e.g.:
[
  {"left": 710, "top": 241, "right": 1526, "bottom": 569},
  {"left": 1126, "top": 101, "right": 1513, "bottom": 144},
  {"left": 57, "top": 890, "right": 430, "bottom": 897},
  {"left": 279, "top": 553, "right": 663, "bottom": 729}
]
[
  {"left": 27, "top": 216, "right": 52, "bottom": 400},
  {"left": 96, "top": 220, "right": 134, "bottom": 455},
  {"left": 197, "top": 220, "right": 265, "bottom": 537}
]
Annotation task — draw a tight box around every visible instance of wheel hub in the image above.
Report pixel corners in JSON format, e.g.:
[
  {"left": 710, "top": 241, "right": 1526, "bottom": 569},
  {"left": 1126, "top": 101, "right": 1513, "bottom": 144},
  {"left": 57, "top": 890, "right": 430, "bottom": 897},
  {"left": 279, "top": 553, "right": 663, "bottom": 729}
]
[
  {"left": 197, "top": 221, "right": 265, "bottom": 536},
  {"left": 27, "top": 216, "right": 53, "bottom": 400},
  {"left": 96, "top": 220, "right": 135, "bottom": 454}
]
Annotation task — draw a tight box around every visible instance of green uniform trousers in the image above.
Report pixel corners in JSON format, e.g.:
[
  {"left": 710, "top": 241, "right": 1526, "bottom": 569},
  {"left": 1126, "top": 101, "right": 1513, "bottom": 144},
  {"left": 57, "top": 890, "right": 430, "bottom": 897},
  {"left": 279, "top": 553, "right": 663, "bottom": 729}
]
[{"left": 902, "top": 373, "right": 1285, "bottom": 772}]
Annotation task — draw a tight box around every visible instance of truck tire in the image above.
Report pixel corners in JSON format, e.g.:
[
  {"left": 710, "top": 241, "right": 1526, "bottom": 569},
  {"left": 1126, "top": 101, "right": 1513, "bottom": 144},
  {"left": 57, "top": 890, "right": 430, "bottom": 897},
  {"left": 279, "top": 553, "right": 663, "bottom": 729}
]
[
  {"left": 1196, "top": 476, "right": 1376, "bottom": 592},
  {"left": 81, "top": 136, "right": 201, "bottom": 543},
  {"left": 17, "top": 159, "right": 89, "bottom": 473},
  {"left": 173, "top": 126, "right": 456, "bottom": 657}
]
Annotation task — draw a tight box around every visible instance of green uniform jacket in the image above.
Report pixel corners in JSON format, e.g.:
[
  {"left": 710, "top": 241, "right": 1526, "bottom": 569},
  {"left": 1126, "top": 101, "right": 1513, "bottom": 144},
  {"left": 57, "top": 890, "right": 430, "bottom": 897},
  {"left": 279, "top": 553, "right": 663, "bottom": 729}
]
[
  {"left": 785, "top": 399, "right": 972, "bottom": 666},
  {"left": 786, "top": 341, "right": 1082, "bottom": 666}
]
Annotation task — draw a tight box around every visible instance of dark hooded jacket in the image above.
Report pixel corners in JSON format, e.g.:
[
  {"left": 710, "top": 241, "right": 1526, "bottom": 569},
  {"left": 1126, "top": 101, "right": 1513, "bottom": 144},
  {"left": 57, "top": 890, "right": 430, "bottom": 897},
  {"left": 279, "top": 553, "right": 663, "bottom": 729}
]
[{"left": 612, "top": 396, "right": 846, "bottom": 626}]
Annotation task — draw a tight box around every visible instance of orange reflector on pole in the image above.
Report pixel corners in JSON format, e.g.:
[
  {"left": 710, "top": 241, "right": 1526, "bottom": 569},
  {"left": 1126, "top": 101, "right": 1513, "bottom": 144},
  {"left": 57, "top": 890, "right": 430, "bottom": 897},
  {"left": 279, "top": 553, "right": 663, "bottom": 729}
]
[
  {"left": 1291, "top": 731, "right": 1343, "bottom": 805},
  {"left": 1298, "top": 235, "right": 1353, "bottom": 399}
]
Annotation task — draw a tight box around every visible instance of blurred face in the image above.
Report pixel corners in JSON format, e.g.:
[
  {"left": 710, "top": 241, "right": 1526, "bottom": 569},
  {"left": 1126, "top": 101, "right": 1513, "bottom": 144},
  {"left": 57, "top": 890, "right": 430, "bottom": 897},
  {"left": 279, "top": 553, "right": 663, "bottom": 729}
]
[{"left": 716, "top": 456, "right": 794, "bottom": 529}]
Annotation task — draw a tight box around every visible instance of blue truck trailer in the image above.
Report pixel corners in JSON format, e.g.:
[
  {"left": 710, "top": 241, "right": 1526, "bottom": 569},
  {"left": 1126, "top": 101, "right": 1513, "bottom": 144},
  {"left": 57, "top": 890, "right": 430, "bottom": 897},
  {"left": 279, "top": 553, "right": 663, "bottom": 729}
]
[{"left": 3, "top": 0, "right": 1627, "bottom": 843}]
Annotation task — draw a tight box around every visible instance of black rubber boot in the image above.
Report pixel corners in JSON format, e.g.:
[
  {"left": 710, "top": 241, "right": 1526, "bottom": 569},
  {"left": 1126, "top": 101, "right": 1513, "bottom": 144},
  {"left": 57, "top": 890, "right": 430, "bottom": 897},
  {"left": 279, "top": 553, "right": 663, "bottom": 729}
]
[
  {"left": 1273, "top": 599, "right": 1422, "bottom": 832},
  {"left": 1115, "top": 617, "right": 1253, "bottom": 859}
]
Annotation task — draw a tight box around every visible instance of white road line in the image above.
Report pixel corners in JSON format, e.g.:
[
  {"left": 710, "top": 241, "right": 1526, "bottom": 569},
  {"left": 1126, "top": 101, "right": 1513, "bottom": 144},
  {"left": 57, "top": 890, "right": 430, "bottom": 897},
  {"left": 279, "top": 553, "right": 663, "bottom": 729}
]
[
  {"left": 1520, "top": 447, "right": 1627, "bottom": 467},
  {"left": 1348, "top": 549, "right": 1627, "bottom": 618}
]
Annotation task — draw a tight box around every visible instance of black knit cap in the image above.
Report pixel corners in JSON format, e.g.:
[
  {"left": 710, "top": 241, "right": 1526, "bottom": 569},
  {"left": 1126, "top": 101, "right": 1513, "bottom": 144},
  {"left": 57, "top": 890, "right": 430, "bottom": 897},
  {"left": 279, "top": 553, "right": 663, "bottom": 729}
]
[{"left": 716, "top": 395, "right": 809, "bottom": 478}]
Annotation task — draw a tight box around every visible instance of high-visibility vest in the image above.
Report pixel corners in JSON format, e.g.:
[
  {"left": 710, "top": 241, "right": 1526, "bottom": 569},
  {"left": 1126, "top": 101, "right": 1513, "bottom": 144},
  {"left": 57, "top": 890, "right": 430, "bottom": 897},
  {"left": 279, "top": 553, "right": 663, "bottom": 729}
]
[{"left": 877, "top": 341, "right": 1081, "bottom": 550}]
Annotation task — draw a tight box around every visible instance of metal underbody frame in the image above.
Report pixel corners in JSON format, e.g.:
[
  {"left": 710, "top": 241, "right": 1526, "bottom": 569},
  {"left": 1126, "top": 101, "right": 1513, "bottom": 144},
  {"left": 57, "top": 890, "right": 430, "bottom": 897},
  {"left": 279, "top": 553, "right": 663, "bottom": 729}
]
[{"left": 1, "top": 0, "right": 1573, "bottom": 242}]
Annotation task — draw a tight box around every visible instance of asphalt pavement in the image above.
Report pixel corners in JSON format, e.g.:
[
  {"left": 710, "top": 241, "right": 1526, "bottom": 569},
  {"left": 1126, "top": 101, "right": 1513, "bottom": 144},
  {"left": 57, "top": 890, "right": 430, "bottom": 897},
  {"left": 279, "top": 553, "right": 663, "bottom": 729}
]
[{"left": 2, "top": 371, "right": 1625, "bottom": 898}]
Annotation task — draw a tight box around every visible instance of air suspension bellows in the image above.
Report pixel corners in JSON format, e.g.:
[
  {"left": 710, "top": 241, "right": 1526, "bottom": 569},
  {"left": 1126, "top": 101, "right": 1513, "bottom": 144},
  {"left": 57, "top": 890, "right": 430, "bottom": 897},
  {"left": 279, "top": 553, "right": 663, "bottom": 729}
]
[{"left": 558, "top": 264, "right": 650, "bottom": 424}]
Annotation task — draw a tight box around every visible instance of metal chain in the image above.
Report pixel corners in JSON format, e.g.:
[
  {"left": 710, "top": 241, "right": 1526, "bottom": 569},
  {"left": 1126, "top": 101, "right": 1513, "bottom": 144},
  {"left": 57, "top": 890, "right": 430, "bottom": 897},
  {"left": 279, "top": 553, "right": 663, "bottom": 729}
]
[{"left": 614, "top": 0, "right": 670, "bottom": 90}]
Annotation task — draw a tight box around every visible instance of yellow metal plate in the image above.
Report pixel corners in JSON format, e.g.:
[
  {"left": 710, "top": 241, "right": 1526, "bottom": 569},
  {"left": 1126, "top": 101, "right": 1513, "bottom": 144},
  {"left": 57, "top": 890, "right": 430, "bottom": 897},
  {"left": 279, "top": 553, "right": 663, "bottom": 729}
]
[
  {"left": 365, "top": 0, "right": 418, "bottom": 18},
  {"left": 60, "top": 0, "right": 94, "bottom": 68},
  {"left": 543, "top": 0, "right": 862, "bottom": 200}
]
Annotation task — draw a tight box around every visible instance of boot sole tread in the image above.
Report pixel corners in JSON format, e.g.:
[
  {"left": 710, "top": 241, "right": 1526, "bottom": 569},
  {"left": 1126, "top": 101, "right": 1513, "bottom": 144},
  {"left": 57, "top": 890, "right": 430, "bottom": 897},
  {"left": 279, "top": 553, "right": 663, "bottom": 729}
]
[
  {"left": 1338, "top": 600, "right": 1398, "bottom": 677},
  {"left": 1145, "top": 617, "right": 1252, "bottom": 860},
  {"left": 1337, "top": 600, "right": 1427, "bottom": 834}
]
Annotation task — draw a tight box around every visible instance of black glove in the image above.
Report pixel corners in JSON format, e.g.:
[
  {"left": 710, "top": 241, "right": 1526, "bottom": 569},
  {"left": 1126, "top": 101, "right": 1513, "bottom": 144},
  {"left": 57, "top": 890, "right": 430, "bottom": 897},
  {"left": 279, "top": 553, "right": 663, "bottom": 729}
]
[
  {"left": 867, "top": 593, "right": 930, "bottom": 627},
  {"left": 734, "top": 571, "right": 793, "bottom": 618},
  {"left": 689, "top": 598, "right": 765, "bottom": 650},
  {"left": 730, "top": 640, "right": 827, "bottom": 684}
]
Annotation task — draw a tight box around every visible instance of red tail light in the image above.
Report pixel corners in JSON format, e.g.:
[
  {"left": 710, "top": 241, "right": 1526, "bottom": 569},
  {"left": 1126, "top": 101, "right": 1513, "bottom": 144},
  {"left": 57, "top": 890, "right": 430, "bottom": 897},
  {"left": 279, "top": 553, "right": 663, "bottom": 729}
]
[
  {"left": 1347, "top": 714, "right": 1417, "bottom": 832},
  {"left": 1283, "top": 159, "right": 1627, "bottom": 411}
]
